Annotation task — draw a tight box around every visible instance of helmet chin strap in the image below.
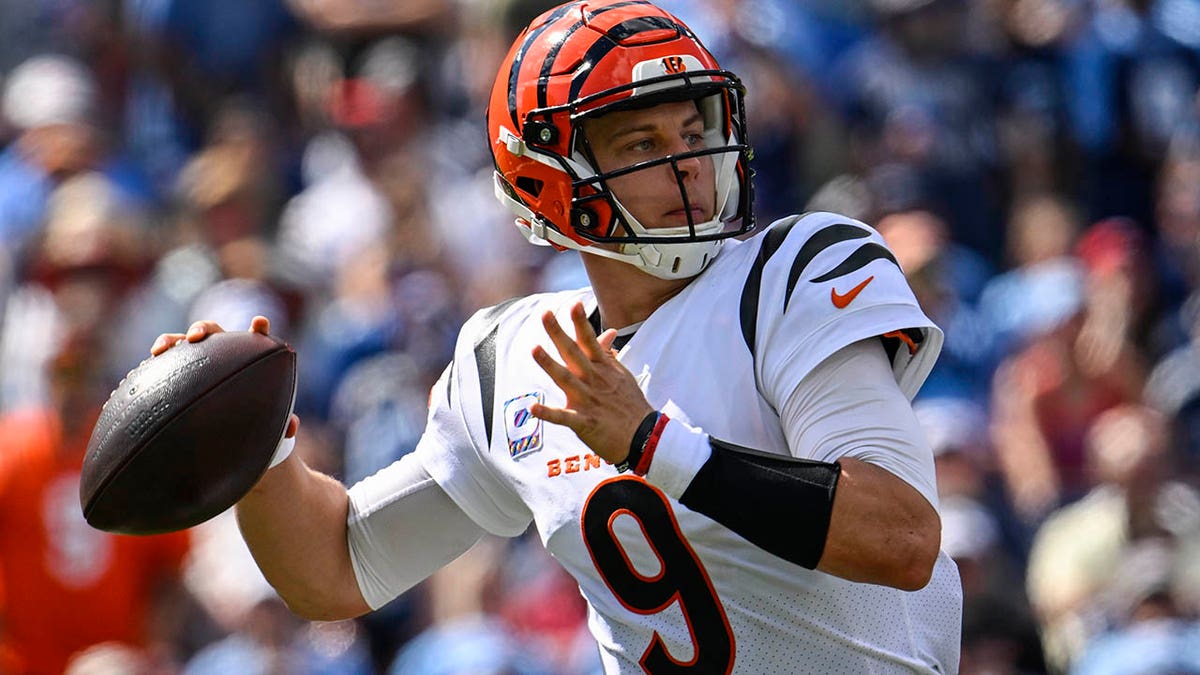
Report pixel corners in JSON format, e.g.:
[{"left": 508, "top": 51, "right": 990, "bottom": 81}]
[
  {"left": 515, "top": 213, "right": 725, "bottom": 280},
  {"left": 495, "top": 172, "right": 726, "bottom": 280}
]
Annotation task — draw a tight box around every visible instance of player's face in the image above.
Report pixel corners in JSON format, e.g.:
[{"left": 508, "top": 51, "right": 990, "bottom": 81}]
[{"left": 582, "top": 100, "right": 716, "bottom": 231}]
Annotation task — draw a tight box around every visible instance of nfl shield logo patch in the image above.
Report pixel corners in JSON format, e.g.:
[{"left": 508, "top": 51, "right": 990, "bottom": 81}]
[{"left": 504, "top": 391, "right": 544, "bottom": 459}]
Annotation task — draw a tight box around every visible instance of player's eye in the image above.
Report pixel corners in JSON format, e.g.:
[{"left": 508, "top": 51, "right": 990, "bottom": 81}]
[{"left": 626, "top": 138, "right": 656, "bottom": 153}]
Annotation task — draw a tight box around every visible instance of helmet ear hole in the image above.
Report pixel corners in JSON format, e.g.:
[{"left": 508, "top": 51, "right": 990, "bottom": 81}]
[{"left": 516, "top": 176, "right": 544, "bottom": 197}]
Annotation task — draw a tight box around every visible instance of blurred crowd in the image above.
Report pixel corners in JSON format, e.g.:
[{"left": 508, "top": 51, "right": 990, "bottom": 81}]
[{"left": 1, "top": 0, "right": 1199, "bottom": 673}]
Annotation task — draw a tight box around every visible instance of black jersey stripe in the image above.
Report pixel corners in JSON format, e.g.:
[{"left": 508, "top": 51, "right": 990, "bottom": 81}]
[
  {"left": 739, "top": 216, "right": 804, "bottom": 356},
  {"left": 783, "top": 223, "right": 871, "bottom": 311},
  {"left": 567, "top": 16, "right": 687, "bottom": 104},
  {"left": 475, "top": 325, "right": 499, "bottom": 446},
  {"left": 809, "top": 243, "right": 900, "bottom": 284},
  {"left": 471, "top": 296, "right": 523, "bottom": 447},
  {"left": 507, "top": 3, "right": 579, "bottom": 128}
]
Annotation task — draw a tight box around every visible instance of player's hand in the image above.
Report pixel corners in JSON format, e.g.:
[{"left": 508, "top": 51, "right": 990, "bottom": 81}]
[
  {"left": 150, "top": 315, "right": 274, "bottom": 356},
  {"left": 530, "top": 302, "right": 654, "bottom": 465},
  {"left": 150, "top": 316, "right": 300, "bottom": 440}
]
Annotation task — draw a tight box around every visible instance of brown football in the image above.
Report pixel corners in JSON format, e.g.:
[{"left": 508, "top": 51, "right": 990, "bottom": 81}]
[{"left": 80, "top": 331, "right": 296, "bottom": 534}]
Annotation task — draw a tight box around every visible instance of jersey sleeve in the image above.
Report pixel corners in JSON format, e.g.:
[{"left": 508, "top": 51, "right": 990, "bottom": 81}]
[
  {"left": 778, "top": 338, "right": 939, "bottom": 508},
  {"left": 412, "top": 307, "right": 533, "bottom": 538},
  {"left": 749, "top": 212, "right": 944, "bottom": 410},
  {"left": 346, "top": 452, "right": 485, "bottom": 609}
]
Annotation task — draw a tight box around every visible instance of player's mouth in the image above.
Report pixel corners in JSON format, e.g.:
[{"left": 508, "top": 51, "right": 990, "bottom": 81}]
[{"left": 665, "top": 205, "right": 710, "bottom": 223}]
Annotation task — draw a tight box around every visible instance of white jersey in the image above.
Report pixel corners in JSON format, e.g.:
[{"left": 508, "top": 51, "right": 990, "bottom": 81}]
[{"left": 394, "top": 212, "right": 962, "bottom": 673}]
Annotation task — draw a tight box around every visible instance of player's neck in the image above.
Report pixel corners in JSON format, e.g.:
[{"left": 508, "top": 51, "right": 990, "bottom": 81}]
[{"left": 581, "top": 252, "right": 694, "bottom": 330}]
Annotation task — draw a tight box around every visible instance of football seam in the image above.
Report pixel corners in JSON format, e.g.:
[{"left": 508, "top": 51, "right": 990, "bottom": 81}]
[{"left": 84, "top": 345, "right": 293, "bottom": 520}]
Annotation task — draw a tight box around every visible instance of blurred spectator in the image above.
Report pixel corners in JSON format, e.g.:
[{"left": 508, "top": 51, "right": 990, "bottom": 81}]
[
  {"left": 142, "top": 0, "right": 300, "bottom": 146},
  {"left": 1025, "top": 403, "right": 1200, "bottom": 672},
  {"left": 331, "top": 351, "right": 429, "bottom": 485},
  {"left": 63, "top": 641, "right": 157, "bottom": 675},
  {"left": 123, "top": 99, "right": 293, "bottom": 361},
  {"left": 0, "top": 329, "right": 192, "bottom": 675},
  {"left": 915, "top": 396, "right": 1048, "bottom": 674},
  {"left": 989, "top": 302, "right": 1144, "bottom": 524},
  {"left": 989, "top": 216, "right": 1153, "bottom": 523},
  {"left": 173, "top": 99, "right": 286, "bottom": 278},
  {"left": 0, "top": 1, "right": 100, "bottom": 74},
  {"left": 277, "top": 37, "right": 436, "bottom": 292},
  {"left": 0, "top": 55, "right": 103, "bottom": 256},
  {"left": 830, "top": 0, "right": 1006, "bottom": 257},
  {"left": 1062, "top": 0, "right": 1200, "bottom": 226},
  {"left": 877, "top": 208, "right": 997, "bottom": 399},
  {"left": 386, "top": 536, "right": 569, "bottom": 675},
  {"left": 280, "top": 37, "right": 475, "bottom": 418},
  {"left": 950, "top": 497, "right": 1048, "bottom": 675},
  {"left": 182, "top": 595, "right": 372, "bottom": 675},
  {"left": 977, "top": 191, "right": 1085, "bottom": 359},
  {"left": 1149, "top": 131, "right": 1200, "bottom": 349},
  {"left": 805, "top": 173, "right": 875, "bottom": 224},
  {"left": 1073, "top": 217, "right": 1159, "bottom": 358},
  {"left": 286, "top": 0, "right": 454, "bottom": 35},
  {"left": 986, "top": 0, "right": 1083, "bottom": 202},
  {"left": 1071, "top": 540, "right": 1200, "bottom": 675},
  {"left": 1147, "top": 293, "right": 1200, "bottom": 458},
  {"left": 1, "top": 171, "right": 150, "bottom": 412}
]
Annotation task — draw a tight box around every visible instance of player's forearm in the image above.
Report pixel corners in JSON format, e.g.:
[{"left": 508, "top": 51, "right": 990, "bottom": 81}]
[{"left": 236, "top": 455, "right": 371, "bottom": 621}]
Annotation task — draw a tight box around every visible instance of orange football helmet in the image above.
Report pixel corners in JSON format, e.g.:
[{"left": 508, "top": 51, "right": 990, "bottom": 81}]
[{"left": 488, "top": 0, "right": 754, "bottom": 279}]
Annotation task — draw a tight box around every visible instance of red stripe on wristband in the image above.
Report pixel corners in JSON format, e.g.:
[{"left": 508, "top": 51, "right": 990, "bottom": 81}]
[{"left": 633, "top": 413, "right": 670, "bottom": 476}]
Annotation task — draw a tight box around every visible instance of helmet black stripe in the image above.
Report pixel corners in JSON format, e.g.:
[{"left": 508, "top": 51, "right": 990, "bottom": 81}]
[
  {"left": 507, "top": 2, "right": 580, "bottom": 128},
  {"left": 534, "top": 1, "right": 656, "bottom": 112},
  {"left": 566, "top": 17, "right": 688, "bottom": 104},
  {"left": 535, "top": 21, "right": 588, "bottom": 112}
]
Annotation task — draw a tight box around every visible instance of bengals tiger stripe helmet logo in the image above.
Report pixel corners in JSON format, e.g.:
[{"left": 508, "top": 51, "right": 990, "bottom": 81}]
[{"left": 488, "top": 0, "right": 754, "bottom": 279}]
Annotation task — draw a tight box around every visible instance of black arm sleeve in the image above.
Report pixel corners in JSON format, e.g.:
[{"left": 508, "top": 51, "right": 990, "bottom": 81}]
[{"left": 678, "top": 437, "right": 841, "bottom": 569}]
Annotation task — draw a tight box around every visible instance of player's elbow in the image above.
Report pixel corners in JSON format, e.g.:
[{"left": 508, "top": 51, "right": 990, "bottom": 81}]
[
  {"left": 891, "top": 520, "right": 940, "bottom": 591},
  {"left": 280, "top": 590, "right": 370, "bottom": 622},
  {"left": 272, "top": 571, "right": 372, "bottom": 623}
]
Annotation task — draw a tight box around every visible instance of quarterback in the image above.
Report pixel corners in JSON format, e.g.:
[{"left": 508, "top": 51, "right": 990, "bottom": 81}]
[{"left": 154, "top": 1, "right": 963, "bottom": 672}]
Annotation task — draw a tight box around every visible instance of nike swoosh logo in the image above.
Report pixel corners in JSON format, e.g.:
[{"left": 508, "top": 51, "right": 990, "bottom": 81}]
[{"left": 831, "top": 276, "right": 874, "bottom": 309}]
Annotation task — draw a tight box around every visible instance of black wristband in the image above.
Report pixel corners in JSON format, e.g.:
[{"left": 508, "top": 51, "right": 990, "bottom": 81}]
[
  {"left": 680, "top": 437, "right": 840, "bottom": 569},
  {"left": 615, "top": 410, "right": 660, "bottom": 473}
]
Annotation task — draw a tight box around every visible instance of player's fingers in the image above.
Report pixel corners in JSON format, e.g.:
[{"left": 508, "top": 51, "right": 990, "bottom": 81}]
[
  {"left": 597, "top": 328, "right": 619, "bottom": 355},
  {"left": 185, "top": 320, "right": 225, "bottom": 342},
  {"left": 150, "top": 333, "right": 186, "bottom": 356},
  {"left": 533, "top": 344, "right": 582, "bottom": 392},
  {"left": 570, "top": 302, "right": 606, "bottom": 360},
  {"left": 249, "top": 315, "right": 271, "bottom": 335},
  {"left": 542, "top": 310, "right": 591, "bottom": 375},
  {"left": 529, "top": 402, "right": 579, "bottom": 429}
]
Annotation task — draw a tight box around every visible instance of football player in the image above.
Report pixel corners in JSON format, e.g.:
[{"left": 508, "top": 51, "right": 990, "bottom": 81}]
[{"left": 154, "top": 1, "right": 963, "bottom": 672}]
